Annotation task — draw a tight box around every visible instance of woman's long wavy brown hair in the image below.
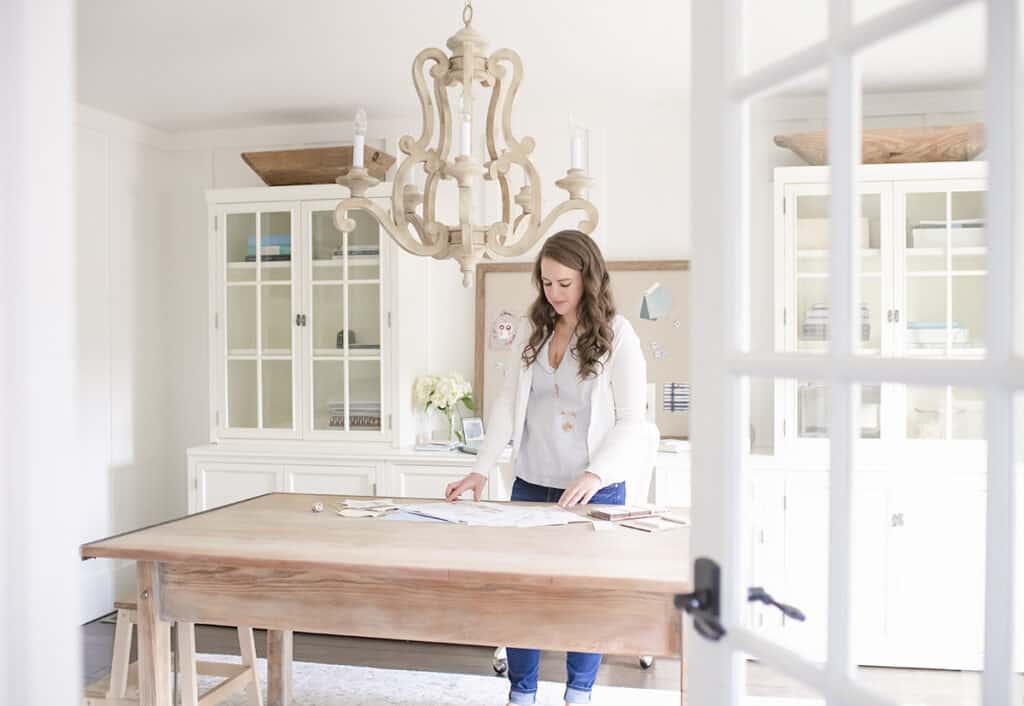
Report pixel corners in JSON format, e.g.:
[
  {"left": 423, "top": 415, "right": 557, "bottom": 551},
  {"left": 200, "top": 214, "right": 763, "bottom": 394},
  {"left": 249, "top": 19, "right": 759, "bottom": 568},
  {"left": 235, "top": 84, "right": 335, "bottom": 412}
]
[{"left": 522, "top": 230, "right": 615, "bottom": 379}]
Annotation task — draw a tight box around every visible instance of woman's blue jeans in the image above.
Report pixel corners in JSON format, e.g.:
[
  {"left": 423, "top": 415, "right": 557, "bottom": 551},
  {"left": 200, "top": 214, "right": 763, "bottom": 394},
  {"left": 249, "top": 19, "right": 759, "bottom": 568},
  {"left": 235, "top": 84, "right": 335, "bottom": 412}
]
[{"left": 505, "top": 476, "right": 627, "bottom": 705}]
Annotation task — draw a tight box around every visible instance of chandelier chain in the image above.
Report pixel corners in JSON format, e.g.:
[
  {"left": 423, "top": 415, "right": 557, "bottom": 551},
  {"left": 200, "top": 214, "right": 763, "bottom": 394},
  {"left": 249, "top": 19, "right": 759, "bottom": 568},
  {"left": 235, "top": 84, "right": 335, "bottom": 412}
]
[{"left": 462, "top": 0, "right": 473, "bottom": 26}]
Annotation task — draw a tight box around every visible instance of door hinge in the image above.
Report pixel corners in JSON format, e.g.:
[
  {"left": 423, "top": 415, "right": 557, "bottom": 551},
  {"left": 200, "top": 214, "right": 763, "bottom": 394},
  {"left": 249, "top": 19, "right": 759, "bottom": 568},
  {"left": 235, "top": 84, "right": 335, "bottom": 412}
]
[
  {"left": 192, "top": 477, "right": 198, "bottom": 491},
  {"left": 758, "top": 529, "right": 765, "bottom": 544},
  {"left": 783, "top": 495, "right": 788, "bottom": 511},
  {"left": 214, "top": 313, "right": 219, "bottom": 329},
  {"left": 215, "top": 410, "right": 221, "bottom": 426},
  {"left": 782, "top": 308, "right": 788, "bottom": 326},
  {"left": 782, "top": 419, "right": 787, "bottom": 436},
  {"left": 386, "top": 311, "right": 392, "bottom": 328},
  {"left": 782, "top": 198, "right": 787, "bottom": 215},
  {"left": 387, "top": 414, "right": 393, "bottom": 430},
  {"left": 214, "top": 215, "right": 219, "bottom": 231}
]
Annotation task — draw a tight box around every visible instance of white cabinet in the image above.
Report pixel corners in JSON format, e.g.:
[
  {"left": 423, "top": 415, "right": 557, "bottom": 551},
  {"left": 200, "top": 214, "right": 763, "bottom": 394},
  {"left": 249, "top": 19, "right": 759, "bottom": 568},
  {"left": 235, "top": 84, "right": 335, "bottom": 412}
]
[
  {"left": 194, "top": 462, "right": 282, "bottom": 511},
  {"left": 208, "top": 185, "right": 394, "bottom": 443},
  {"left": 774, "top": 163, "right": 988, "bottom": 458},
  {"left": 187, "top": 445, "right": 510, "bottom": 512},
  {"left": 745, "top": 463, "right": 994, "bottom": 670}
]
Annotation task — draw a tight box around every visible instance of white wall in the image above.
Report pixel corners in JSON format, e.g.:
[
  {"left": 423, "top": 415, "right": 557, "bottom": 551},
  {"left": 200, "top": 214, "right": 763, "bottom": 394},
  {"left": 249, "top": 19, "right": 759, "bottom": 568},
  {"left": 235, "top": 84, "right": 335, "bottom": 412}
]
[
  {"left": 748, "top": 89, "right": 986, "bottom": 452},
  {"left": 75, "top": 106, "right": 173, "bottom": 620}
]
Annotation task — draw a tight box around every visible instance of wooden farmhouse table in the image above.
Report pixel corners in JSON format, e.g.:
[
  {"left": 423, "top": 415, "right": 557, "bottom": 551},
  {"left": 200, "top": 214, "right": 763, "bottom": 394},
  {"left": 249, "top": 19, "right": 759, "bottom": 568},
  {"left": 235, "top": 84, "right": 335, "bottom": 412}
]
[{"left": 81, "top": 492, "right": 691, "bottom": 706}]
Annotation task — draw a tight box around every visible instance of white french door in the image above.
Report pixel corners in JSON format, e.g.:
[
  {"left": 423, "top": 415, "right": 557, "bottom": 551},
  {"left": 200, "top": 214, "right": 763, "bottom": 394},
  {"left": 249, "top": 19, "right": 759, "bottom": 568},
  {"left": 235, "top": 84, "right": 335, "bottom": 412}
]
[{"left": 688, "top": 1, "right": 1020, "bottom": 705}]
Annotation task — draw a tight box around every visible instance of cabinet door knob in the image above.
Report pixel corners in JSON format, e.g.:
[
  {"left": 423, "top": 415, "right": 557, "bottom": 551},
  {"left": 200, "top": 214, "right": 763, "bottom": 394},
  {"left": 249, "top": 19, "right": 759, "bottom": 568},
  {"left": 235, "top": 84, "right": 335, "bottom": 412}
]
[{"left": 891, "top": 512, "right": 904, "bottom": 527}]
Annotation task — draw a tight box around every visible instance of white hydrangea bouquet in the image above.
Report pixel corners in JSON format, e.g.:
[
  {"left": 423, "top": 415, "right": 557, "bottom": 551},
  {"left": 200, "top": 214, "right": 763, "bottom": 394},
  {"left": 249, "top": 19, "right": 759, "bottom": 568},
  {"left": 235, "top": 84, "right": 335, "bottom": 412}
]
[{"left": 412, "top": 372, "right": 476, "bottom": 443}]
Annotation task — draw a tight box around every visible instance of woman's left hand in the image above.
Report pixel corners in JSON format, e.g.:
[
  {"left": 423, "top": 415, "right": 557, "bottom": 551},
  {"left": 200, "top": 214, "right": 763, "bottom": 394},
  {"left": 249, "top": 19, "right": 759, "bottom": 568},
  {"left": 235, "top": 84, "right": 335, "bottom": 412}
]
[{"left": 558, "top": 471, "right": 604, "bottom": 508}]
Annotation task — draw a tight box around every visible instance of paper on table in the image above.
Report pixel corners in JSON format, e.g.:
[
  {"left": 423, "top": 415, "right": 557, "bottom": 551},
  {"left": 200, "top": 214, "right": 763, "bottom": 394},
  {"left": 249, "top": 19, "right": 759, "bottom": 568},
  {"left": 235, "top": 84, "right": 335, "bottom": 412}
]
[
  {"left": 378, "top": 510, "right": 449, "bottom": 523},
  {"left": 400, "top": 501, "right": 589, "bottom": 528}
]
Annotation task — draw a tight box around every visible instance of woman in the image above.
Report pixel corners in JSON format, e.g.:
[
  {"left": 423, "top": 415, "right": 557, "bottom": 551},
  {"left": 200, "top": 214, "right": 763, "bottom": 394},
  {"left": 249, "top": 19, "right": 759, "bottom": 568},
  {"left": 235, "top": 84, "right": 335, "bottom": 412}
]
[{"left": 445, "top": 229, "right": 648, "bottom": 706}]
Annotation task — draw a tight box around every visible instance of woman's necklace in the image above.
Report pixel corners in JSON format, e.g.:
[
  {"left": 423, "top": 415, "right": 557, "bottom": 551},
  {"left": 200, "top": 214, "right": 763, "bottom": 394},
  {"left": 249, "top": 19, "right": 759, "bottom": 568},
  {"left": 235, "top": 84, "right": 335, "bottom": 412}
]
[{"left": 550, "top": 329, "right": 576, "bottom": 432}]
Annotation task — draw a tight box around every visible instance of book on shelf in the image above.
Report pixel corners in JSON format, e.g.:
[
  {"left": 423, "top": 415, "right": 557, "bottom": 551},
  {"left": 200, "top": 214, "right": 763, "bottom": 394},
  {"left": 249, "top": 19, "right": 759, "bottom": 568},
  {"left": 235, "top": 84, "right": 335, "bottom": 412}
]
[{"left": 244, "top": 254, "right": 291, "bottom": 262}]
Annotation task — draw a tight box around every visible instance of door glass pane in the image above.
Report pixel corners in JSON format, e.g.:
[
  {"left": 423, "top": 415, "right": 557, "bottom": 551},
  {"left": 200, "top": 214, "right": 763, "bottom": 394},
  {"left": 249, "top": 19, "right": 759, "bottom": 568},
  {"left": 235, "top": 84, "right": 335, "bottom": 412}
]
[
  {"left": 313, "top": 360, "right": 345, "bottom": 431},
  {"left": 795, "top": 193, "right": 830, "bottom": 353},
  {"left": 795, "top": 193, "right": 881, "bottom": 355},
  {"left": 904, "top": 277, "right": 949, "bottom": 355},
  {"left": 313, "top": 284, "right": 346, "bottom": 354},
  {"left": 226, "top": 213, "right": 257, "bottom": 283},
  {"left": 858, "top": 193, "right": 882, "bottom": 356},
  {"left": 348, "top": 210, "right": 381, "bottom": 281},
  {"left": 259, "top": 211, "right": 292, "bottom": 282},
  {"left": 797, "top": 382, "right": 882, "bottom": 439},
  {"left": 952, "top": 276, "right": 985, "bottom": 354},
  {"left": 262, "top": 359, "right": 292, "bottom": 430},
  {"left": 348, "top": 283, "right": 381, "bottom": 354},
  {"left": 227, "top": 360, "right": 257, "bottom": 428},
  {"left": 261, "top": 284, "right": 291, "bottom": 354},
  {"left": 227, "top": 286, "right": 257, "bottom": 354},
  {"left": 350, "top": 360, "right": 382, "bottom": 431},
  {"left": 906, "top": 385, "right": 986, "bottom": 441}
]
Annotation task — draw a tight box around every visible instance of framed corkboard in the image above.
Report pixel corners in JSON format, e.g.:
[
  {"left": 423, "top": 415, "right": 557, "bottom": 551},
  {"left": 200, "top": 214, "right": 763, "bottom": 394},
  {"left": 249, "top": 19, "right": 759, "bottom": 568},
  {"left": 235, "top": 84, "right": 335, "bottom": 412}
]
[{"left": 474, "top": 260, "right": 690, "bottom": 440}]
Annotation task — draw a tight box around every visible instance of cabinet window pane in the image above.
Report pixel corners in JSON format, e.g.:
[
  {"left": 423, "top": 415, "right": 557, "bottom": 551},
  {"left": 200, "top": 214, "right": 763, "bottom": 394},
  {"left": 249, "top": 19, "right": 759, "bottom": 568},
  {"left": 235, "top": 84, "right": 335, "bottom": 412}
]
[
  {"left": 227, "top": 286, "right": 257, "bottom": 353},
  {"left": 313, "top": 285, "right": 346, "bottom": 353},
  {"left": 348, "top": 283, "right": 381, "bottom": 353},
  {"left": 313, "top": 360, "right": 345, "bottom": 431},
  {"left": 261, "top": 284, "right": 292, "bottom": 354},
  {"left": 262, "top": 359, "right": 293, "bottom": 430},
  {"left": 227, "top": 360, "right": 258, "bottom": 429},
  {"left": 350, "top": 360, "right": 382, "bottom": 431}
]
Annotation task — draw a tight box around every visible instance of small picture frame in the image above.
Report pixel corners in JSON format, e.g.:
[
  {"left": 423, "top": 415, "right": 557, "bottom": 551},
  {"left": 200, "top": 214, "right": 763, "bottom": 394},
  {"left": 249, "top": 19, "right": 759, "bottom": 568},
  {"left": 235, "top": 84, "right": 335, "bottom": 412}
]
[{"left": 461, "top": 416, "right": 485, "bottom": 442}]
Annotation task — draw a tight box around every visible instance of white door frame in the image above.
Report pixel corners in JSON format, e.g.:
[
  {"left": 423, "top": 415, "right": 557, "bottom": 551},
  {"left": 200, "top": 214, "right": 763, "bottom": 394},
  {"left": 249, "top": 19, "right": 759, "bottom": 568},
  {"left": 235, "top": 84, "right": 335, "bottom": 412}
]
[
  {"left": 688, "top": 0, "right": 1020, "bottom": 704},
  {"left": 1, "top": 0, "right": 81, "bottom": 704}
]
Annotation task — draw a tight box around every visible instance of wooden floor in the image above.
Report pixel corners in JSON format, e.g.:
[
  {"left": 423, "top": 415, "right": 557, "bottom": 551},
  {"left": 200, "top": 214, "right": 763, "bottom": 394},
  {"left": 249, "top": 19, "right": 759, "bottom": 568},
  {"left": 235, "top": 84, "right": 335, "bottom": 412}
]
[{"left": 83, "top": 616, "right": 1003, "bottom": 705}]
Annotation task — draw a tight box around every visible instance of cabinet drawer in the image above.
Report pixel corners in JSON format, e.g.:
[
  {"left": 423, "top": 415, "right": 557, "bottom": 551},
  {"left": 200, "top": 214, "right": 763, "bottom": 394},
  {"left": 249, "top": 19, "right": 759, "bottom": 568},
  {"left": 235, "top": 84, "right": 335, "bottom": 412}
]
[
  {"left": 285, "top": 464, "right": 377, "bottom": 497},
  {"left": 195, "top": 462, "right": 281, "bottom": 512},
  {"left": 386, "top": 464, "right": 472, "bottom": 500}
]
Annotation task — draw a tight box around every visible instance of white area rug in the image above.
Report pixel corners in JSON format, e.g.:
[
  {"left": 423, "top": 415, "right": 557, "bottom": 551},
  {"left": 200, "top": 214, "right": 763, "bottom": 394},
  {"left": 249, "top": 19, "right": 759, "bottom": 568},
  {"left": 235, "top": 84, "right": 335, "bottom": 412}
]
[{"left": 196, "top": 654, "right": 822, "bottom": 706}]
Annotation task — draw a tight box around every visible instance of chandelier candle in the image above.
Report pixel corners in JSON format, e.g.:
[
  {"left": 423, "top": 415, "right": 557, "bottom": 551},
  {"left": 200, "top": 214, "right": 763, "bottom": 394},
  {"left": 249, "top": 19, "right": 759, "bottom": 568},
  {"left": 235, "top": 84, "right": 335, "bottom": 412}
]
[
  {"left": 352, "top": 108, "right": 367, "bottom": 169},
  {"left": 334, "top": 0, "right": 598, "bottom": 287}
]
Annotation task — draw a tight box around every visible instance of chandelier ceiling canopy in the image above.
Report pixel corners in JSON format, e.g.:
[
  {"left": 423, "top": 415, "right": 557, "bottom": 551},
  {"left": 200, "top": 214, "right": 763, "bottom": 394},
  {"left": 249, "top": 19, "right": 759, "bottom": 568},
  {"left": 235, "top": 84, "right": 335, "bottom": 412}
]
[{"left": 335, "top": 1, "right": 598, "bottom": 287}]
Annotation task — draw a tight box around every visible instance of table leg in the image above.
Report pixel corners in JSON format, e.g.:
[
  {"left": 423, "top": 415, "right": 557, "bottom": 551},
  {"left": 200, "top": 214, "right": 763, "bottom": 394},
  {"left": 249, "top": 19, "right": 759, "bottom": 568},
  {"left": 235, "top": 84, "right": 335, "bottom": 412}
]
[
  {"left": 137, "top": 561, "right": 172, "bottom": 706},
  {"left": 267, "top": 629, "right": 293, "bottom": 706}
]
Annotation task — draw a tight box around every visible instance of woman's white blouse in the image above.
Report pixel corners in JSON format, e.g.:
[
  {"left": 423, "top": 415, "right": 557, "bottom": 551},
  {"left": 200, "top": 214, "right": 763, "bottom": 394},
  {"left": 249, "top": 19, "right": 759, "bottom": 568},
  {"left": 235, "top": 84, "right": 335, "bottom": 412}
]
[
  {"left": 471, "top": 314, "right": 648, "bottom": 487},
  {"left": 515, "top": 335, "right": 596, "bottom": 489}
]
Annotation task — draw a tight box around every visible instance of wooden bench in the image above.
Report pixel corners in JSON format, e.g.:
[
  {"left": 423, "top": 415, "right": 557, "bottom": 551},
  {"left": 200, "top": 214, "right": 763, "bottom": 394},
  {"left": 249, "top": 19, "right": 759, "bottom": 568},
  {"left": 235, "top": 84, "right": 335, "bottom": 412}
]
[{"left": 83, "top": 602, "right": 263, "bottom": 706}]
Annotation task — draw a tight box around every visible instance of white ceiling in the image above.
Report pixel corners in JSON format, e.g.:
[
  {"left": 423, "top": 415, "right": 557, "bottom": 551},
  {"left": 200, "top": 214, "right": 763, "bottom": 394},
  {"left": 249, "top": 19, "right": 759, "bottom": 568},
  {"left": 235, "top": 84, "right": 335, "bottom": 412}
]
[{"left": 76, "top": 0, "right": 985, "bottom": 133}]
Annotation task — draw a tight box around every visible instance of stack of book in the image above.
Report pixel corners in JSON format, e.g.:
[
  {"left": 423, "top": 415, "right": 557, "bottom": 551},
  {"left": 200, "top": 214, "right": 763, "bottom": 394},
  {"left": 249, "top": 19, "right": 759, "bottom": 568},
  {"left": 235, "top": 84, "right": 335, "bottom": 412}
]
[
  {"left": 245, "top": 234, "right": 291, "bottom": 262},
  {"left": 331, "top": 246, "right": 381, "bottom": 260},
  {"left": 906, "top": 321, "right": 969, "bottom": 347},
  {"left": 801, "top": 303, "right": 870, "bottom": 341}
]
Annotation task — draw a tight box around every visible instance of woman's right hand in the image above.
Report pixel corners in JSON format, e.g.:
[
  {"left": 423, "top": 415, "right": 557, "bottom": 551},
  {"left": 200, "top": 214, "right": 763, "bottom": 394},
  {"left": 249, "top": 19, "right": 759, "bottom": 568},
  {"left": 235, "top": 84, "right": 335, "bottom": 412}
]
[{"left": 445, "top": 472, "right": 487, "bottom": 502}]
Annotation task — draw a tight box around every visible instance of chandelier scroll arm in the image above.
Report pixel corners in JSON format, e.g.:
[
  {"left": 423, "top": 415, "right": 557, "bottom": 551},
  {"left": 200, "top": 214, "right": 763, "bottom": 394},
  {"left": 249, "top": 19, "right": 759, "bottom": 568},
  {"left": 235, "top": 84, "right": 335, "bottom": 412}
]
[
  {"left": 334, "top": 197, "right": 446, "bottom": 259},
  {"left": 485, "top": 197, "right": 598, "bottom": 258}
]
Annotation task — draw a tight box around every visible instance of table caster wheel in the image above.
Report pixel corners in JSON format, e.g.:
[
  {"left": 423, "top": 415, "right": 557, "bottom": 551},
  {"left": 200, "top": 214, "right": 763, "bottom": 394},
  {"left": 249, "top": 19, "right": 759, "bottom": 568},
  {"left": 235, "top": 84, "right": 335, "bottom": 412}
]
[
  {"left": 639, "top": 655, "right": 654, "bottom": 670},
  {"left": 493, "top": 657, "right": 508, "bottom": 675}
]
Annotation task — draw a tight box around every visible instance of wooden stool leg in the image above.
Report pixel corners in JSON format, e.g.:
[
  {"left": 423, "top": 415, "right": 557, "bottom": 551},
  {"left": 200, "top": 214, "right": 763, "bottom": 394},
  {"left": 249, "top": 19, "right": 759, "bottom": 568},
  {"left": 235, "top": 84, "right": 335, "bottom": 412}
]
[
  {"left": 237, "top": 627, "right": 264, "bottom": 706},
  {"left": 266, "top": 629, "right": 292, "bottom": 706},
  {"left": 106, "top": 608, "right": 135, "bottom": 698},
  {"left": 177, "top": 622, "right": 199, "bottom": 706}
]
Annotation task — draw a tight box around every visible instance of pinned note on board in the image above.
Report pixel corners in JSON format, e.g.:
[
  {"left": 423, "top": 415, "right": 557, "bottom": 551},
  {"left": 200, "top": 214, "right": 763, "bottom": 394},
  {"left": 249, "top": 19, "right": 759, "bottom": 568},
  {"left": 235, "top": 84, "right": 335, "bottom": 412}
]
[{"left": 640, "top": 282, "right": 672, "bottom": 320}]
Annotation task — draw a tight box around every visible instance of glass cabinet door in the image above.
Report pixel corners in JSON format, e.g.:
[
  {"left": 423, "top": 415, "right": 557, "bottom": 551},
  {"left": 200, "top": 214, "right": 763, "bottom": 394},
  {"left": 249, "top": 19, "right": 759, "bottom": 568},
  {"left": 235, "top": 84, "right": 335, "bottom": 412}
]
[
  {"left": 789, "top": 187, "right": 886, "bottom": 440},
  {"left": 898, "top": 182, "right": 986, "bottom": 441},
  {"left": 306, "top": 204, "right": 384, "bottom": 436},
  {"left": 222, "top": 207, "right": 296, "bottom": 432}
]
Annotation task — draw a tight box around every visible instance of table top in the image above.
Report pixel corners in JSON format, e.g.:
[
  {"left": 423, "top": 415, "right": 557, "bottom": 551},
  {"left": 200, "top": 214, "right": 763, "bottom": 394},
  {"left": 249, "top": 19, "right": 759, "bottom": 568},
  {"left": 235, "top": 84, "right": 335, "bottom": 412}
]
[{"left": 81, "top": 493, "right": 690, "bottom": 592}]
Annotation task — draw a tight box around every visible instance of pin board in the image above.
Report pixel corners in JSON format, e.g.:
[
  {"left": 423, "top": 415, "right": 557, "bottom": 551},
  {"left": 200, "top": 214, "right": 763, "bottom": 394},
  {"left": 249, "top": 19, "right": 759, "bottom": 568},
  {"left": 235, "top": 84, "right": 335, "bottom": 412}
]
[{"left": 474, "top": 260, "right": 690, "bottom": 439}]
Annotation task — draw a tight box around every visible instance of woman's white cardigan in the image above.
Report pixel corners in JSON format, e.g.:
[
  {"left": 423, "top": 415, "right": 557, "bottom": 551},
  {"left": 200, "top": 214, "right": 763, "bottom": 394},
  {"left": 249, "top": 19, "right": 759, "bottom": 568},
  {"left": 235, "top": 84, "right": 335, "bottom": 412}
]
[{"left": 470, "top": 314, "right": 648, "bottom": 486}]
